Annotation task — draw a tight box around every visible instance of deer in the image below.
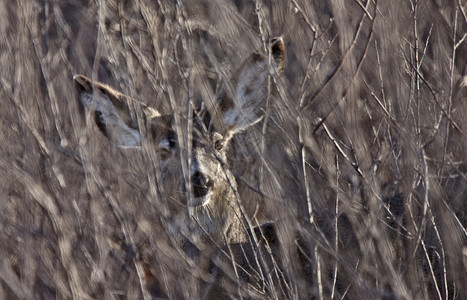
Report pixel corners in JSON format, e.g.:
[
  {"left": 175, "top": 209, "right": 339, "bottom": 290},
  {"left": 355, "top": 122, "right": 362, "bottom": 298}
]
[{"left": 73, "top": 38, "right": 286, "bottom": 298}]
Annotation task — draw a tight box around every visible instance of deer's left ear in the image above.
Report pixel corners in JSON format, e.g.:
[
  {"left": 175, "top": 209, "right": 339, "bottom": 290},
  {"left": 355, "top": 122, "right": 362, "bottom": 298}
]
[
  {"left": 73, "top": 75, "right": 142, "bottom": 147},
  {"left": 218, "top": 37, "right": 285, "bottom": 137}
]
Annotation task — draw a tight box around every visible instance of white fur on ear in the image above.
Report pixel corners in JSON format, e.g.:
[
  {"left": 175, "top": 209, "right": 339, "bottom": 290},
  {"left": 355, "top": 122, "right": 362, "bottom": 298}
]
[
  {"left": 84, "top": 92, "right": 142, "bottom": 147},
  {"left": 113, "top": 123, "right": 142, "bottom": 147},
  {"left": 218, "top": 38, "right": 285, "bottom": 136},
  {"left": 223, "top": 60, "right": 268, "bottom": 133}
]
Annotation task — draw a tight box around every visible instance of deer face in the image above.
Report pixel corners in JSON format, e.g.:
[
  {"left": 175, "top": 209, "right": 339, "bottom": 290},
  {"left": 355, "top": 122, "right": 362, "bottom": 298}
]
[{"left": 74, "top": 38, "right": 285, "bottom": 243}]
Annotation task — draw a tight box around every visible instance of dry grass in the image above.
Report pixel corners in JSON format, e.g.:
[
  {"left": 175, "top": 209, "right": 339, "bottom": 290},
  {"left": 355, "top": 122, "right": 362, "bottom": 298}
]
[{"left": 0, "top": 0, "right": 466, "bottom": 299}]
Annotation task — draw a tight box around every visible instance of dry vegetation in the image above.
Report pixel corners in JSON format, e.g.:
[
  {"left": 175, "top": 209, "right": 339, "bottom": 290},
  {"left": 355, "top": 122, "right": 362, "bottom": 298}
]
[{"left": 0, "top": 0, "right": 466, "bottom": 299}]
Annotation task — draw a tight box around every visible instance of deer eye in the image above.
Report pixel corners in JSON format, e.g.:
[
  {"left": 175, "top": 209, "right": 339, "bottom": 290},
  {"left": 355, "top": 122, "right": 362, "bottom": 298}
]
[
  {"left": 163, "top": 131, "right": 177, "bottom": 148},
  {"left": 167, "top": 130, "right": 177, "bottom": 148},
  {"left": 212, "top": 132, "right": 224, "bottom": 151},
  {"left": 158, "top": 139, "right": 172, "bottom": 152},
  {"left": 157, "top": 130, "right": 177, "bottom": 158}
]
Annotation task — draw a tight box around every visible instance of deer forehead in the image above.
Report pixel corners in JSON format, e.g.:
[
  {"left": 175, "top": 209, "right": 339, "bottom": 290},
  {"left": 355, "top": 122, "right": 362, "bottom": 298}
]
[{"left": 192, "top": 147, "right": 226, "bottom": 170}]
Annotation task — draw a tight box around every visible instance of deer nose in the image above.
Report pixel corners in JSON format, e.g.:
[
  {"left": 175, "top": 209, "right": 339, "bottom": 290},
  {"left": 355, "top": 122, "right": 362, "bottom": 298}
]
[{"left": 191, "top": 171, "right": 213, "bottom": 198}]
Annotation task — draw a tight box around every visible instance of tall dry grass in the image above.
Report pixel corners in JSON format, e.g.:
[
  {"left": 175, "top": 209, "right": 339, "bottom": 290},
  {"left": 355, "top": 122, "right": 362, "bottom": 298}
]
[{"left": 0, "top": 0, "right": 466, "bottom": 299}]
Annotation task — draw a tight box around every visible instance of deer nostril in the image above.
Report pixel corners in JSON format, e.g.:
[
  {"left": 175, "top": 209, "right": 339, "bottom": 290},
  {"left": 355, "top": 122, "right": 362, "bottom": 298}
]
[{"left": 191, "top": 171, "right": 213, "bottom": 198}]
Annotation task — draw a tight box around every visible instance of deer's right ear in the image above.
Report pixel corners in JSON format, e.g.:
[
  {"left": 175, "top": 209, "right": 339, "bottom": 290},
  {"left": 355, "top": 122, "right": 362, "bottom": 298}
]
[
  {"left": 73, "top": 75, "right": 142, "bottom": 147},
  {"left": 215, "top": 37, "right": 286, "bottom": 140}
]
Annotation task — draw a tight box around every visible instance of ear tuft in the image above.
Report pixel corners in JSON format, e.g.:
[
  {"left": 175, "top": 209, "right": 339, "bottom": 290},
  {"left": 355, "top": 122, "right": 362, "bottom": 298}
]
[
  {"left": 73, "top": 74, "right": 93, "bottom": 93},
  {"left": 270, "top": 37, "right": 285, "bottom": 73}
]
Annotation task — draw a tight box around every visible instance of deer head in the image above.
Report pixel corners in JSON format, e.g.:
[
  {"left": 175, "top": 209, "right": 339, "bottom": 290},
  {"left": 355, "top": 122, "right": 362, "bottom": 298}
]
[{"left": 73, "top": 38, "right": 285, "bottom": 244}]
